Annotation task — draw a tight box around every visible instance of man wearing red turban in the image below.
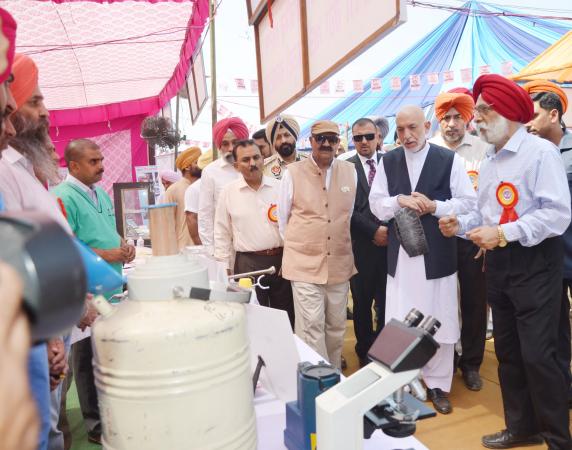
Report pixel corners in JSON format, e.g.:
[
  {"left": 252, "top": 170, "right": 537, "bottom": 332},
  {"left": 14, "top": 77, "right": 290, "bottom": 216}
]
[
  {"left": 523, "top": 80, "right": 572, "bottom": 411},
  {"left": 198, "top": 117, "right": 248, "bottom": 250},
  {"left": 440, "top": 74, "right": 572, "bottom": 449},
  {"left": 0, "top": 7, "right": 16, "bottom": 153},
  {"left": 430, "top": 90, "right": 491, "bottom": 393}
]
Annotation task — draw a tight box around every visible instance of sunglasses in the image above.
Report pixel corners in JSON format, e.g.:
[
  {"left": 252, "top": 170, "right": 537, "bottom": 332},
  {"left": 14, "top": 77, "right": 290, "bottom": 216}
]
[
  {"left": 352, "top": 133, "right": 376, "bottom": 142},
  {"left": 313, "top": 134, "right": 340, "bottom": 144}
]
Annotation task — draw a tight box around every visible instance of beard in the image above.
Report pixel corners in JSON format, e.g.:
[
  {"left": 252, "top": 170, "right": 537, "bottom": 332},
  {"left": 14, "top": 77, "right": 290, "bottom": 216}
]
[
  {"left": 476, "top": 115, "right": 509, "bottom": 146},
  {"left": 277, "top": 142, "right": 295, "bottom": 158},
  {"left": 189, "top": 167, "right": 202, "bottom": 178},
  {"left": 10, "top": 113, "right": 61, "bottom": 184},
  {"left": 442, "top": 128, "right": 463, "bottom": 145}
]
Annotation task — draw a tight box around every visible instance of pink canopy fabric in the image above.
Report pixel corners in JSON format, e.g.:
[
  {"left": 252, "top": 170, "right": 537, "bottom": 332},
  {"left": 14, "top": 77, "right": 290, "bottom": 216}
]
[{"left": 3, "top": 0, "right": 208, "bottom": 188}]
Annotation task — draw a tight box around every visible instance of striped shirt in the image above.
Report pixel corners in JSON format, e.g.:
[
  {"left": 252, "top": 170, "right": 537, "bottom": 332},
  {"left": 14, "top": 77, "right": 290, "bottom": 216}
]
[{"left": 458, "top": 126, "right": 571, "bottom": 246}]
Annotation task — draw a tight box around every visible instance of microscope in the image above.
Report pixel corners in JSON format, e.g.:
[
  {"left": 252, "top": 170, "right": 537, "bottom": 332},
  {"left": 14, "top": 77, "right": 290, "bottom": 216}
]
[{"left": 315, "top": 308, "right": 440, "bottom": 450}]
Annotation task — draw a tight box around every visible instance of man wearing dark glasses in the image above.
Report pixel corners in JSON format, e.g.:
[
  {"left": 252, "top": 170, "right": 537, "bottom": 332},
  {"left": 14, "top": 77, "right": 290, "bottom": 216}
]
[
  {"left": 278, "top": 120, "right": 357, "bottom": 369},
  {"left": 347, "top": 118, "right": 388, "bottom": 367}
]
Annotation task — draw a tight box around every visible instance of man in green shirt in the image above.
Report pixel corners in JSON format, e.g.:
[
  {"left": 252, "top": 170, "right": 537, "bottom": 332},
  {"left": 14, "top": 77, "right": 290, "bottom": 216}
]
[{"left": 52, "top": 138, "right": 135, "bottom": 445}]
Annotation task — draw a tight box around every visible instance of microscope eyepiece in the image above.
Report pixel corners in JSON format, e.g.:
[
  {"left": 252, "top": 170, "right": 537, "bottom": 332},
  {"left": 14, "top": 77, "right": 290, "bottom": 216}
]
[
  {"left": 419, "top": 316, "right": 441, "bottom": 336},
  {"left": 403, "top": 308, "right": 424, "bottom": 328}
]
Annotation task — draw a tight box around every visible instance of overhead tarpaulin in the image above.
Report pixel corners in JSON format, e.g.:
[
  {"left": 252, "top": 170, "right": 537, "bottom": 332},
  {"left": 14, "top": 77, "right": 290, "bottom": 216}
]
[
  {"left": 512, "top": 31, "right": 572, "bottom": 83},
  {"left": 300, "top": 1, "right": 571, "bottom": 140},
  {"left": 3, "top": 0, "right": 209, "bottom": 190}
]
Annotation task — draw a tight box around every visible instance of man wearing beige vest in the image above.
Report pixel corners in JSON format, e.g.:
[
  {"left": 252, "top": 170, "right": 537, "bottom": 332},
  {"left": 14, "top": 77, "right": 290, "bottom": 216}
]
[{"left": 278, "top": 120, "right": 357, "bottom": 369}]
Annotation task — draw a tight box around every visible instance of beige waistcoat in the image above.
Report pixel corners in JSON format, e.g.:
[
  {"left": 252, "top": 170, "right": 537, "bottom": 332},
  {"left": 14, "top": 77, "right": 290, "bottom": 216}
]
[{"left": 282, "top": 157, "right": 356, "bottom": 284}]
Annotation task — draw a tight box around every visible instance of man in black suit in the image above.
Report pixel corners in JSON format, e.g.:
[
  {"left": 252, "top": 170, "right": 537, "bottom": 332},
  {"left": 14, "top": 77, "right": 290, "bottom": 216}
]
[{"left": 348, "top": 117, "right": 388, "bottom": 367}]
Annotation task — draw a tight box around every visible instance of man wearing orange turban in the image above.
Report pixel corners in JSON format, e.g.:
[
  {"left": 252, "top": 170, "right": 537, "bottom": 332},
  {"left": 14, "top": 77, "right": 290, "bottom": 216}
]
[
  {"left": 430, "top": 90, "right": 491, "bottom": 393},
  {"left": 164, "top": 146, "right": 202, "bottom": 249},
  {"left": 440, "top": 74, "right": 572, "bottom": 449},
  {"left": 198, "top": 117, "right": 248, "bottom": 250},
  {"left": 522, "top": 80, "right": 568, "bottom": 114}
]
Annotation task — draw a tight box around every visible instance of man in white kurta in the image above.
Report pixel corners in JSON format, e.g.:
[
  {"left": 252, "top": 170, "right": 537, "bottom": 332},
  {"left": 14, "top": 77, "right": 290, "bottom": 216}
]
[{"left": 369, "top": 105, "right": 476, "bottom": 414}]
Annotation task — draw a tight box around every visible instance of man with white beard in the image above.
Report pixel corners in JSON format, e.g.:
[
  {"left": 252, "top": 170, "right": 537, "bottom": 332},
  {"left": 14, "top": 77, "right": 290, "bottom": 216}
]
[
  {"left": 440, "top": 74, "right": 571, "bottom": 450},
  {"left": 369, "top": 105, "right": 476, "bottom": 414}
]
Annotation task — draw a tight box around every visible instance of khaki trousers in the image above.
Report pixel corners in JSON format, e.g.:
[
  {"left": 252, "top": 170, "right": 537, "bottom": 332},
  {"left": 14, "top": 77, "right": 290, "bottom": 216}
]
[{"left": 291, "top": 281, "right": 349, "bottom": 369}]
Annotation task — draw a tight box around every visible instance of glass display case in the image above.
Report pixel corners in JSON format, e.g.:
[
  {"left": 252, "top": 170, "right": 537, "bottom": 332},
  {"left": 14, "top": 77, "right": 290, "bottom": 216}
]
[{"left": 113, "top": 182, "right": 155, "bottom": 243}]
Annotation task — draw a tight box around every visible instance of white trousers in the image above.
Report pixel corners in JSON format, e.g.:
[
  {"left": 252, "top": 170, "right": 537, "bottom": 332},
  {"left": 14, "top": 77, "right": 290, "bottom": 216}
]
[
  {"left": 422, "top": 342, "right": 455, "bottom": 392},
  {"left": 291, "top": 281, "right": 349, "bottom": 369}
]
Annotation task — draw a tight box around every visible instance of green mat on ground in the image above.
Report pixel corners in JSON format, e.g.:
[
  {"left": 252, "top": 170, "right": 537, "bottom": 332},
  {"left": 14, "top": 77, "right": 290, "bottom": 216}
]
[{"left": 67, "top": 381, "right": 100, "bottom": 450}]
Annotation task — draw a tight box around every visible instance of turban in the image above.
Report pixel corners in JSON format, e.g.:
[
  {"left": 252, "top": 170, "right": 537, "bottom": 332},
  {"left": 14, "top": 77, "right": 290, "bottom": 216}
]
[
  {"left": 473, "top": 74, "right": 534, "bottom": 124},
  {"left": 0, "top": 8, "right": 16, "bottom": 84},
  {"left": 521, "top": 80, "right": 568, "bottom": 114},
  {"left": 197, "top": 149, "right": 213, "bottom": 170},
  {"left": 212, "top": 117, "right": 249, "bottom": 150},
  {"left": 175, "top": 147, "right": 201, "bottom": 171},
  {"left": 11, "top": 54, "right": 39, "bottom": 109},
  {"left": 265, "top": 114, "right": 300, "bottom": 145},
  {"left": 448, "top": 87, "right": 472, "bottom": 96},
  {"left": 434, "top": 92, "right": 475, "bottom": 123},
  {"left": 159, "top": 170, "right": 181, "bottom": 184}
]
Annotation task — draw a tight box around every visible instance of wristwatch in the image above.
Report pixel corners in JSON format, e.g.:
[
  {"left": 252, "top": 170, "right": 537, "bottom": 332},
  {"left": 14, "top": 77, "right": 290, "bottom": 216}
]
[{"left": 497, "top": 225, "right": 508, "bottom": 248}]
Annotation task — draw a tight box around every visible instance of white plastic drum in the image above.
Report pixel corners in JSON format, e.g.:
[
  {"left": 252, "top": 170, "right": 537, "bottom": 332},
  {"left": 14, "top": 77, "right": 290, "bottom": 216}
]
[{"left": 91, "top": 299, "right": 256, "bottom": 450}]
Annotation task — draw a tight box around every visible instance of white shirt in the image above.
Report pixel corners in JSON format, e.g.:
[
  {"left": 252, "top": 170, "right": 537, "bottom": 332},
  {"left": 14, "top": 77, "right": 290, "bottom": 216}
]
[
  {"left": 369, "top": 142, "right": 477, "bottom": 220},
  {"left": 458, "top": 126, "right": 571, "bottom": 246},
  {"left": 277, "top": 156, "right": 357, "bottom": 238},
  {"left": 66, "top": 173, "right": 99, "bottom": 207},
  {"left": 0, "top": 146, "right": 71, "bottom": 233},
  {"left": 214, "top": 176, "right": 282, "bottom": 269},
  {"left": 357, "top": 152, "right": 379, "bottom": 180},
  {"left": 184, "top": 178, "right": 201, "bottom": 213},
  {"left": 198, "top": 157, "right": 239, "bottom": 249},
  {"left": 430, "top": 131, "right": 491, "bottom": 173}
]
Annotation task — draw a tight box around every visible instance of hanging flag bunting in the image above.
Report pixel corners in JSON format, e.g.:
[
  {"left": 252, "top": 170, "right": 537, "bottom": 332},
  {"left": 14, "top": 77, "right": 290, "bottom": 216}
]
[
  {"left": 371, "top": 78, "right": 382, "bottom": 92},
  {"left": 409, "top": 74, "right": 421, "bottom": 91},
  {"left": 250, "top": 79, "right": 258, "bottom": 93},
  {"left": 501, "top": 61, "right": 513, "bottom": 76},
  {"left": 319, "top": 81, "right": 330, "bottom": 94},
  {"left": 443, "top": 70, "right": 455, "bottom": 83},
  {"left": 427, "top": 72, "right": 439, "bottom": 85},
  {"left": 478, "top": 65, "right": 491, "bottom": 75},
  {"left": 234, "top": 78, "right": 246, "bottom": 90},
  {"left": 460, "top": 68, "right": 472, "bottom": 83},
  {"left": 335, "top": 80, "right": 346, "bottom": 93},
  {"left": 352, "top": 79, "right": 364, "bottom": 92},
  {"left": 390, "top": 77, "right": 401, "bottom": 91},
  {"left": 201, "top": 141, "right": 210, "bottom": 148}
]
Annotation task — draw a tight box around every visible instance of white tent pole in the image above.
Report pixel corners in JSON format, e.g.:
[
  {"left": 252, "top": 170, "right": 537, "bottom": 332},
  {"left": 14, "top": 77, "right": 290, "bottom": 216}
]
[{"left": 210, "top": 0, "right": 218, "bottom": 160}]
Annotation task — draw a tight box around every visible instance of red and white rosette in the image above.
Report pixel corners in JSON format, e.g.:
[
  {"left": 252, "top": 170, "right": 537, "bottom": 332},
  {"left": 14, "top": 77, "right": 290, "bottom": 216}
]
[{"left": 496, "top": 182, "right": 519, "bottom": 224}]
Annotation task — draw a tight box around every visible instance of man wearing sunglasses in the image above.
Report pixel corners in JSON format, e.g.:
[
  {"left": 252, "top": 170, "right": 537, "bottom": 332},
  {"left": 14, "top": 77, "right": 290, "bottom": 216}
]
[
  {"left": 263, "top": 114, "right": 306, "bottom": 180},
  {"left": 347, "top": 118, "right": 388, "bottom": 367},
  {"left": 429, "top": 90, "right": 490, "bottom": 393},
  {"left": 278, "top": 120, "right": 357, "bottom": 369},
  {"left": 370, "top": 105, "right": 477, "bottom": 415}
]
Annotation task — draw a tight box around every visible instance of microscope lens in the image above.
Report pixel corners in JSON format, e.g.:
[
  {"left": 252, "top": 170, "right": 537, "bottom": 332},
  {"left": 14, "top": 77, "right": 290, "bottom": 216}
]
[
  {"left": 403, "top": 308, "right": 424, "bottom": 327},
  {"left": 419, "top": 316, "right": 441, "bottom": 336}
]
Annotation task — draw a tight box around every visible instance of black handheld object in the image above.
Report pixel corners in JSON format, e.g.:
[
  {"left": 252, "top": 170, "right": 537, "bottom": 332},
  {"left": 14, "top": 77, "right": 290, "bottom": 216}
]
[
  {"left": 0, "top": 212, "right": 86, "bottom": 341},
  {"left": 394, "top": 207, "right": 429, "bottom": 257}
]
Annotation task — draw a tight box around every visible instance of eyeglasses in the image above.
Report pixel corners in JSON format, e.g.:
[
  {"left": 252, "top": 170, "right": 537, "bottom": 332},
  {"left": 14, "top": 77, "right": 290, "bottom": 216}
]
[
  {"left": 313, "top": 134, "right": 340, "bottom": 144},
  {"left": 473, "top": 104, "right": 495, "bottom": 116},
  {"left": 352, "top": 133, "right": 376, "bottom": 142}
]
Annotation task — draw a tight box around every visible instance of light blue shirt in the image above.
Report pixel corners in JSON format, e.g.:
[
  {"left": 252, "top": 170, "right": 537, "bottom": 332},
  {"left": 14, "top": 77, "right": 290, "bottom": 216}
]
[{"left": 458, "top": 126, "right": 571, "bottom": 246}]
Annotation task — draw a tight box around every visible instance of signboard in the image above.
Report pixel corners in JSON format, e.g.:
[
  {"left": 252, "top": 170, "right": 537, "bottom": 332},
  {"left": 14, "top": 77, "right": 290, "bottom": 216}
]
[
  {"left": 184, "top": 46, "right": 208, "bottom": 125},
  {"left": 251, "top": 0, "right": 407, "bottom": 122}
]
